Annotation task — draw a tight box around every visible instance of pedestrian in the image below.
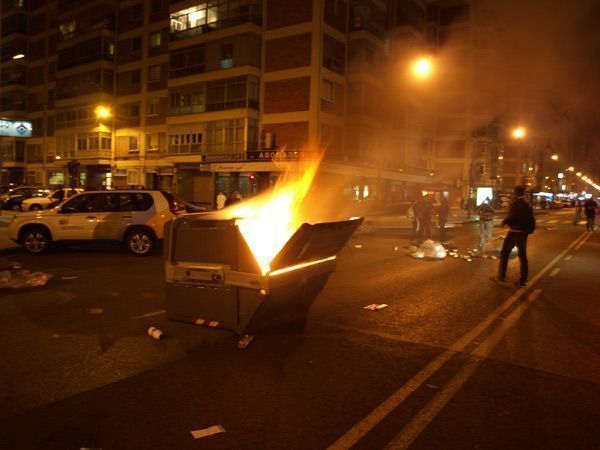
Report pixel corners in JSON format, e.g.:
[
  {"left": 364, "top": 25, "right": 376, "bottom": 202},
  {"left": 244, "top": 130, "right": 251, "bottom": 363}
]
[
  {"left": 573, "top": 201, "right": 582, "bottom": 225},
  {"left": 477, "top": 197, "right": 495, "bottom": 250},
  {"left": 408, "top": 196, "right": 422, "bottom": 242},
  {"left": 494, "top": 185, "right": 535, "bottom": 287},
  {"left": 417, "top": 195, "right": 432, "bottom": 241},
  {"left": 216, "top": 191, "right": 227, "bottom": 210},
  {"left": 437, "top": 195, "right": 450, "bottom": 242},
  {"left": 225, "top": 190, "right": 242, "bottom": 207},
  {"left": 583, "top": 197, "right": 598, "bottom": 231}
]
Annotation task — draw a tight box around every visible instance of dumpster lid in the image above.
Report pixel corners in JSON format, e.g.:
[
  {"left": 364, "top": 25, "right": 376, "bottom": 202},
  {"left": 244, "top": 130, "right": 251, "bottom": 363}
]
[{"left": 268, "top": 217, "right": 364, "bottom": 272}]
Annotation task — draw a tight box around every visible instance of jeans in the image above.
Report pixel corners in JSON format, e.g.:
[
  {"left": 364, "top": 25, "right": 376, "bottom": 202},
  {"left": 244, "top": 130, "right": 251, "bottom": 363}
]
[
  {"left": 498, "top": 231, "right": 528, "bottom": 283},
  {"left": 586, "top": 214, "right": 595, "bottom": 231},
  {"left": 438, "top": 218, "right": 447, "bottom": 242},
  {"left": 417, "top": 218, "right": 431, "bottom": 240},
  {"left": 479, "top": 220, "right": 494, "bottom": 248}
]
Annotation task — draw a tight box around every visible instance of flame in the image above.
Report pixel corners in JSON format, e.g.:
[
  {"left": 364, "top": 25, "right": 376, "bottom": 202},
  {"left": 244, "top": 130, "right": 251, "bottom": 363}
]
[{"left": 226, "top": 153, "right": 322, "bottom": 274}]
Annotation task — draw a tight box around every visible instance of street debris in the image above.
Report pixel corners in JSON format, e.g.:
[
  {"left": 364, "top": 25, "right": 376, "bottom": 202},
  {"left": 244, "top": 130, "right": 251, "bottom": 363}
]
[
  {"left": 147, "top": 326, "right": 165, "bottom": 340},
  {"left": 0, "top": 269, "right": 52, "bottom": 289},
  {"left": 237, "top": 334, "right": 254, "bottom": 349},
  {"left": 88, "top": 308, "right": 103, "bottom": 314},
  {"left": 363, "top": 303, "right": 389, "bottom": 311},
  {"left": 354, "top": 244, "right": 363, "bottom": 249},
  {"left": 409, "top": 239, "right": 447, "bottom": 260},
  {"left": 190, "top": 425, "right": 225, "bottom": 440},
  {"left": 394, "top": 246, "right": 399, "bottom": 251}
]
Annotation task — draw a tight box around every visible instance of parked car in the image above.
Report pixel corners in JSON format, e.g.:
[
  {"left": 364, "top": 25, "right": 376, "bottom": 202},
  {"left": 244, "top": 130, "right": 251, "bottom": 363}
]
[
  {"left": 9, "top": 190, "right": 188, "bottom": 256},
  {"left": 0, "top": 186, "right": 51, "bottom": 210},
  {"left": 21, "top": 188, "right": 83, "bottom": 211}
]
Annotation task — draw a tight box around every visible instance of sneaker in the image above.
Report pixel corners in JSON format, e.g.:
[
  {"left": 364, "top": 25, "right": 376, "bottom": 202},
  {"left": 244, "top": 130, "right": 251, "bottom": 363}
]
[{"left": 489, "top": 276, "right": 507, "bottom": 284}]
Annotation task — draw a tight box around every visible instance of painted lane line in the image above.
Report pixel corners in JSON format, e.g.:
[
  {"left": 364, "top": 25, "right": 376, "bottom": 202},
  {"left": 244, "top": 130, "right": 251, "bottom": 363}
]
[
  {"left": 132, "top": 309, "right": 166, "bottom": 319},
  {"left": 327, "top": 232, "right": 588, "bottom": 450},
  {"left": 574, "top": 232, "right": 591, "bottom": 251},
  {"left": 549, "top": 267, "right": 560, "bottom": 278},
  {"left": 565, "top": 254, "right": 573, "bottom": 261},
  {"left": 546, "top": 219, "right": 558, "bottom": 224},
  {"left": 386, "top": 289, "right": 545, "bottom": 450}
]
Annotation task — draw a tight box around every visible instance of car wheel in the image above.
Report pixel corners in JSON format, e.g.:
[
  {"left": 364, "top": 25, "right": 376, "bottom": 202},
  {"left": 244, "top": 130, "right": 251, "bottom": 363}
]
[
  {"left": 126, "top": 229, "right": 155, "bottom": 256},
  {"left": 22, "top": 227, "right": 51, "bottom": 255},
  {"left": 29, "top": 204, "right": 42, "bottom": 211}
]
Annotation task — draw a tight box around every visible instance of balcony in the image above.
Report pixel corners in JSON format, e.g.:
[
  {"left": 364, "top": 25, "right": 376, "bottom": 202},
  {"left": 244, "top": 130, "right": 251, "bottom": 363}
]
[{"left": 0, "top": 141, "right": 25, "bottom": 163}]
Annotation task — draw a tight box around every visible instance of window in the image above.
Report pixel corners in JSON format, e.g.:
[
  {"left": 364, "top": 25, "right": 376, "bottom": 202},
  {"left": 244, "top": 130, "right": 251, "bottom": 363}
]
[
  {"left": 63, "top": 194, "right": 96, "bottom": 213},
  {"left": 147, "top": 98, "right": 159, "bottom": 116},
  {"left": 77, "top": 136, "right": 88, "bottom": 151},
  {"left": 130, "top": 70, "right": 141, "bottom": 84},
  {"left": 146, "top": 133, "right": 159, "bottom": 150},
  {"left": 150, "top": 0, "right": 162, "bottom": 14},
  {"left": 132, "top": 3, "right": 143, "bottom": 21},
  {"left": 220, "top": 43, "right": 233, "bottom": 69},
  {"left": 133, "top": 193, "right": 153, "bottom": 211},
  {"left": 321, "top": 79, "right": 335, "bottom": 102},
  {"left": 129, "top": 103, "right": 140, "bottom": 117},
  {"left": 150, "top": 31, "right": 162, "bottom": 48},
  {"left": 128, "top": 136, "right": 139, "bottom": 151},
  {"left": 148, "top": 64, "right": 161, "bottom": 82},
  {"left": 131, "top": 36, "right": 141, "bottom": 52}
]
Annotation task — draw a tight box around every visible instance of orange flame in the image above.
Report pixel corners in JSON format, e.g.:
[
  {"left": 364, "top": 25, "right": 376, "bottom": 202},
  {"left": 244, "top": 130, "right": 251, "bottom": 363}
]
[{"left": 226, "top": 152, "right": 322, "bottom": 274}]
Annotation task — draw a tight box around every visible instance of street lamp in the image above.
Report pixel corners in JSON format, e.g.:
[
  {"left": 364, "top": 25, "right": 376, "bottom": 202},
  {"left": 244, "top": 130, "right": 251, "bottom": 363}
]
[
  {"left": 411, "top": 56, "right": 433, "bottom": 79},
  {"left": 12, "top": 53, "right": 25, "bottom": 60},
  {"left": 512, "top": 127, "right": 526, "bottom": 139},
  {"left": 567, "top": 166, "right": 574, "bottom": 172},
  {"left": 551, "top": 154, "right": 559, "bottom": 161},
  {"left": 95, "top": 105, "right": 111, "bottom": 121}
]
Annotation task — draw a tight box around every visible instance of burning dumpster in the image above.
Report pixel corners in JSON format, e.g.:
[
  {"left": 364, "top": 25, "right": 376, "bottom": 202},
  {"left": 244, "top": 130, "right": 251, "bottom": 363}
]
[{"left": 165, "top": 214, "right": 363, "bottom": 335}]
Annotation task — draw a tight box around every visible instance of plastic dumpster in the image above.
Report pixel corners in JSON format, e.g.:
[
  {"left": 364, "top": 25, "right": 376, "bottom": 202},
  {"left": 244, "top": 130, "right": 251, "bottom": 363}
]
[{"left": 165, "top": 214, "right": 363, "bottom": 335}]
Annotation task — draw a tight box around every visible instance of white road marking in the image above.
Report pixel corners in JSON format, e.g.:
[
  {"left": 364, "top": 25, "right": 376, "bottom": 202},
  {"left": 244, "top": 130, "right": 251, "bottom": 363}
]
[
  {"left": 565, "top": 254, "right": 573, "bottom": 261},
  {"left": 574, "top": 232, "right": 592, "bottom": 251},
  {"left": 546, "top": 219, "right": 558, "bottom": 224},
  {"left": 132, "top": 309, "right": 166, "bottom": 319},
  {"left": 386, "top": 289, "right": 544, "bottom": 450},
  {"left": 549, "top": 267, "right": 560, "bottom": 278},
  {"left": 328, "top": 232, "right": 588, "bottom": 450}
]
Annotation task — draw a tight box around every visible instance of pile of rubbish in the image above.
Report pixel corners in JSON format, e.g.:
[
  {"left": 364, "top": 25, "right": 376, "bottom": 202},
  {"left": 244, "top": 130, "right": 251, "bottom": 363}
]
[
  {"left": 408, "top": 239, "right": 447, "bottom": 260},
  {"left": 0, "top": 260, "right": 51, "bottom": 289}
]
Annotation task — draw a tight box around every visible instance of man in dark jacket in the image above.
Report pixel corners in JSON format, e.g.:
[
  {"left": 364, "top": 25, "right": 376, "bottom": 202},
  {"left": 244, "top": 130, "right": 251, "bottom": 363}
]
[
  {"left": 495, "top": 185, "right": 535, "bottom": 287},
  {"left": 583, "top": 197, "right": 598, "bottom": 231}
]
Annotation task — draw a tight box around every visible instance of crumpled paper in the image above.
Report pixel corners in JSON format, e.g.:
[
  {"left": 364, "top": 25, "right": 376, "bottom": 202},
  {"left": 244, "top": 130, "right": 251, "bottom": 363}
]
[
  {"left": 0, "top": 269, "right": 52, "bottom": 289},
  {"left": 409, "top": 239, "right": 447, "bottom": 260}
]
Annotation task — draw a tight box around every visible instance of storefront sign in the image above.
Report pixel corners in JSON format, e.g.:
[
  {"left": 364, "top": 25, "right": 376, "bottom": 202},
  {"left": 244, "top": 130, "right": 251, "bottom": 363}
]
[
  {"left": 247, "top": 150, "right": 305, "bottom": 160},
  {"left": 203, "top": 152, "right": 247, "bottom": 162},
  {"left": 0, "top": 119, "right": 32, "bottom": 138}
]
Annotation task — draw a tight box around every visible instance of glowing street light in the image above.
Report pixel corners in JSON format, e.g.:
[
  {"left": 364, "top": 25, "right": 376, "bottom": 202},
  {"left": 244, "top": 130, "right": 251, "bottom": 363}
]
[
  {"left": 95, "top": 105, "right": 111, "bottom": 120},
  {"left": 551, "top": 154, "right": 559, "bottom": 161},
  {"left": 512, "top": 127, "right": 526, "bottom": 139},
  {"left": 576, "top": 172, "right": 582, "bottom": 177},
  {"left": 412, "top": 56, "right": 433, "bottom": 79},
  {"left": 12, "top": 53, "right": 25, "bottom": 60},
  {"left": 567, "top": 166, "right": 574, "bottom": 172}
]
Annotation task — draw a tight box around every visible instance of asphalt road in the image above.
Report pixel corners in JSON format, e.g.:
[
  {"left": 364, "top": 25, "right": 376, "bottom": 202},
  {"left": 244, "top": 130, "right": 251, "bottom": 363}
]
[{"left": 0, "top": 209, "right": 598, "bottom": 450}]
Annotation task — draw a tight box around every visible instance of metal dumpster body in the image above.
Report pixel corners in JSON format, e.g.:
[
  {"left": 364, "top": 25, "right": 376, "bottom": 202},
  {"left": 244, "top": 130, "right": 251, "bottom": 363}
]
[{"left": 165, "top": 214, "right": 363, "bottom": 335}]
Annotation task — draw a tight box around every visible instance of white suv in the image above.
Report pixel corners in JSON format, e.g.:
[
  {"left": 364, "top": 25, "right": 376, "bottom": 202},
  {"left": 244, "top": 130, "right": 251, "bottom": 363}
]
[{"left": 9, "top": 190, "right": 187, "bottom": 256}]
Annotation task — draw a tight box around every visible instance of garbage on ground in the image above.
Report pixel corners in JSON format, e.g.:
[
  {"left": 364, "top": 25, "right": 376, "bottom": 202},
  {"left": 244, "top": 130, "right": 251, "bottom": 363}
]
[
  {"left": 354, "top": 244, "right": 363, "bottom": 249},
  {"left": 409, "top": 239, "right": 447, "bottom": 260},
  {"left": 147, "top": 326, "right": 165, "bottom": 340},
  {"left": 191, "top": 425, "right": 226, "bottom": 440},
  {"left": 364, "top": 303, "right": 388, "bottom": 311},
  {"left": 237, "top": 334, "right": 254, "bottom": 349},
  {"left": 0, "top": 269, "right": 52, "bottom": 289}
]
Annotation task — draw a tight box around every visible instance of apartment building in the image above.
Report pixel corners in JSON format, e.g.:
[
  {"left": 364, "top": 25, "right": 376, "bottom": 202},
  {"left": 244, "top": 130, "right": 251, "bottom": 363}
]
[{"left": 1, "top": 0, "right": 436, "bottom": 208}]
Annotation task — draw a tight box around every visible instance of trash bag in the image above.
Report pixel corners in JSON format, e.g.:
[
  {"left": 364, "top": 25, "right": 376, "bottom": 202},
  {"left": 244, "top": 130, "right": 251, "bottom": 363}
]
[
  {"left": 0, "top": 269, "right": 52, "bottom": 289},
  {"left": 410, "top": 240, "right": 447, "bottom": 260}
]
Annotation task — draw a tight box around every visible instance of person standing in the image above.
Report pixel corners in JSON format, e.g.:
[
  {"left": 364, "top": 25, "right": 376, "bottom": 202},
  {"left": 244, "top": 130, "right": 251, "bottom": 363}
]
[
  {"left": 477, "top": 197, "right": 495, "bottom": 250},
  {"left": 583, "top": 197, "right": 598, "bottom": 231},
  {"left": 437, "top": 195, "right": 450, "bottom": 242},
  {"left": 417, "top": 195, "right": 433, "bottom": 241},
  {"left": 495, "top": 186, "right": 535, "bottom": 287},
  {"left": 573, "top": 201, "right": 582, "bottom": 225},
  {"left": 408, "top": 196, "right": 422, "bottom": 242},
  {"left": 216, "top": 191, "right": 227, "bottom": 210}
]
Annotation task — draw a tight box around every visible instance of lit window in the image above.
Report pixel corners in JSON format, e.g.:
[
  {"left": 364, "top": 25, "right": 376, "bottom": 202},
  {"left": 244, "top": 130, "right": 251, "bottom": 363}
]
[
  {"left": 150, "top": 31, "right": 162, "bottom": 48},
  {"left": 147, "top": 99, "right": 159, "bottom": 116},
  {"left": 220, "top": 44, "right": 233, "bottom": 69},
  {"left": 321, "top": 79, "right": 335, "bottom": 102}
]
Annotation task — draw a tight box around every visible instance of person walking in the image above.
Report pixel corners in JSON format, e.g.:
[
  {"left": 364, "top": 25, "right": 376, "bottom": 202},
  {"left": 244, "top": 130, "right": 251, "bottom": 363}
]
[
  {"left": 216, "top": 191, "right": 227, "bottom": 210},
  {"left": 583, "top": 197, "right": 598, "bottom": 231},
  {"left": 477, "top": 197, "right": 495, "bottom": 250},
  {"left": 494, "top": 185, "right": 535, "bottom": 287},
  {"left": 437, "top": 195, "right": 450, "bottom": 243}
]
